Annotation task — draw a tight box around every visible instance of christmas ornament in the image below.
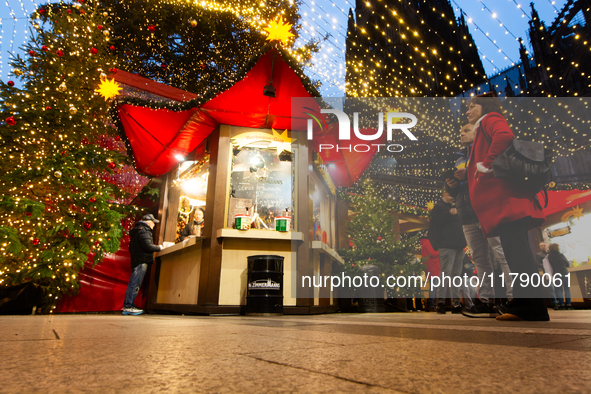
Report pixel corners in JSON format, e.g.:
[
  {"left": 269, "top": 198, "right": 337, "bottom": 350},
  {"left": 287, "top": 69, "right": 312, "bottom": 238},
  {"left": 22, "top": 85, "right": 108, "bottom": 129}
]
[
  {"left": 69, "top": 106, "right": 77, "bottom": 114},
  {"left": 97, "top": 25, "right": 103, "bottom": 30},
  {"left": 32, "top": 238, "right": 40, "bottom": 245},
  {"left": 24, "top": 212, "right": 32, "bottom": 216},
  {"left": 189, "top": 19, "right": 197, "bottom": 27},
  {"left": 7, "top": 81, "right": 14, "bottom": 86},
  {"left": 109, "top": 45, "right": 115, "bottom": 51},
  {"left": 83, "top": 222, "right": 92, "bottom": 230},
  {"left": 58, "top": 82, "right": 67, "bottom": 92},
  {"left": 81, "top": 137, "right": 89, "bottom": 145},
  {"left": 90, "top": 47, "right": 98, "bottom": 55},
  {"left": 46, "top": 106, "right": 52, "bottom": 110},
  {"left": 549, "top": 181, "right": 556, "bottom": 188},
  {"left": 56, "top": 50, "right": 64, "bottom": 57},
  {"left": 89, "top": 197, "right": 96, "bottom": 203},
  {"left": 103, "top": 30, "right": 110, "bottom": 37},
  {"left": 5, "top": 116, "right": 16, "bottom": 126},
  {"left": 96, "top": 78, "right": 122, "bottom": 100},
  {"left": 114, "top": 135, "right": 120, "bottom": 141},
  {"left": 42, "top": 45, "right": 48, "bottom": 51},
  {"left": 108, "top": 162, "right": 116, "bottom": 169},
  {"left": 103, "top": 12, "right": 108, "bottom": 16},
  {"left": 263, "top": 16, "right": 294, "bottom": 45},
  {"left": 61, "top": 151, "right": 67, "bottom": 155},
  {"left": 38, "top": 7, "right": 46, "bottom": 14},
  {"left": 67, "top": 9, "right": 71, "bottom": 14},
  {"left": 54, "top": 170, "right": 62, "bottom": 178},
  {"left": 100, "top": 73, "right": 107, "bottom": 79},
  {"left": 29, "top": 50, "right": 35, "bottom": 56},
  {"left": 148, "top": 25, "right": 156, "bottom": 32},
  {"left": 109, "top": 68, "right": 117, "bottom": 74},
  {"left": 13, "top": 68, "right": 23, "bottom": 76},
  {"left": 160, "top": 63, "right": 167, "bottom": 69}
]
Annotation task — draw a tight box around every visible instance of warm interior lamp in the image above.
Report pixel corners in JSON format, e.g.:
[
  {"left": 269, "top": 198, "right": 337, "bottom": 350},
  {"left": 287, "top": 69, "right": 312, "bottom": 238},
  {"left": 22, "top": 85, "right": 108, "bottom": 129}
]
[{"left": 175, "top": 154, "right": 185, "bottom": 161}]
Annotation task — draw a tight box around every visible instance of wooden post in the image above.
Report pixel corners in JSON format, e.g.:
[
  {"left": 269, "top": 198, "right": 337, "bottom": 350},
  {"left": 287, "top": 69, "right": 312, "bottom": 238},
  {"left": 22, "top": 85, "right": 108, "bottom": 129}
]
[{"left": 198, "top": 125, "right": 231, "bottom": 306}]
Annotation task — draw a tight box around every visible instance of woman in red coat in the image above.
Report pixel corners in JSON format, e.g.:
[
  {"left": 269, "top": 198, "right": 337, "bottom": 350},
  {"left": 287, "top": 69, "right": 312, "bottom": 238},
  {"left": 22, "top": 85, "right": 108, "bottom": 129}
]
[{"left": 466, "top": 94, "right": 548, "bottom": 321}]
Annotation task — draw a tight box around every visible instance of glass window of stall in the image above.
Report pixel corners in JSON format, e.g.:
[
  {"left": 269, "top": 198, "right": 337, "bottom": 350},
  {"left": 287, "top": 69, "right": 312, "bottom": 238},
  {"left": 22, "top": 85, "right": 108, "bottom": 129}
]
[
  {"left": 226, "top": 128, "right": 294, "bottom": 230},
  {"left": 309, "top": 151, "right": 336, "bottom": 248},
  {"left": 164, "top": 147, "right": 210, "bottom": 243}
]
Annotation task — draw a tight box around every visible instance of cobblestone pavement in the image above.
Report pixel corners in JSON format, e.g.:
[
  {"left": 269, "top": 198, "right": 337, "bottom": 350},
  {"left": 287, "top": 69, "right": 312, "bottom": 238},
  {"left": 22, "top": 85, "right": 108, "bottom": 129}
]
[{"left": 1, "top": 310, "right": 590, "bottom": 393}]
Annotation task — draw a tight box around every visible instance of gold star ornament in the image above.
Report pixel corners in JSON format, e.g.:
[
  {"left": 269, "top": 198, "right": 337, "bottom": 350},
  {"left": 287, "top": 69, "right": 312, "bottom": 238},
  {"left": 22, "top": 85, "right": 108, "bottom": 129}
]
[
  {"left": 96, "top": 78, "right": 122, "bottom": 101},
  {"left": 426, "top": 201, "right": 435, "bottom": 210},
  {"left": 264, "top": 16, "right": 295, "bottom": 45}
]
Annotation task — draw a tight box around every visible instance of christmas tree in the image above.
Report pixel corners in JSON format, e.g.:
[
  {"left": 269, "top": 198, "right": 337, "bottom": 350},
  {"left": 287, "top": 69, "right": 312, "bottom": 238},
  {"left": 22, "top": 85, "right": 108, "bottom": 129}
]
[
  {"left": 339, "top": 180, "right": 424, "bottom": 299},
  {"left": 102, "top": 0, "right": 318, "bottom": 93},
  {"left": 0, "top": 0, "right": 136, "bottom": 312}
]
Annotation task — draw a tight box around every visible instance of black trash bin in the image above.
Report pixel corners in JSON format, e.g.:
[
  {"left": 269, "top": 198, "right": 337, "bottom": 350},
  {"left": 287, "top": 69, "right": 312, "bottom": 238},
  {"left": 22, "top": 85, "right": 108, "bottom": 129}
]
[
  {"left": 357, "top": 264, "right": 386, "bottom": 313},
  {"left": 246, "top": 255, "right": 284, "bottom": 316}
]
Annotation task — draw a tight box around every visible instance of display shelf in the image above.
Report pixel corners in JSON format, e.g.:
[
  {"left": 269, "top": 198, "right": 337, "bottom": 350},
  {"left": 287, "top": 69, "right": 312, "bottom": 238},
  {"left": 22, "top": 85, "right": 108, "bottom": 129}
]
[
  {"left": 310, "top": 241, "right": 344, "bottom": 265},
  {"left": 216, "top": 228, "right": 303, "bottom": 241},
  {"left": 156, "top": 236, "right": 203, "bottom": 258}
]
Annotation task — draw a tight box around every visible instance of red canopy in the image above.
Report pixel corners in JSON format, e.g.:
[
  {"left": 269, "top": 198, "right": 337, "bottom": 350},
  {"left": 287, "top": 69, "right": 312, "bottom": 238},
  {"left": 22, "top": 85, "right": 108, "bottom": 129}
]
[
  {"left": 114, "top": 47, "right": 381, "bottom": 186},
  {"left": 543, "top": 189, "right": 591, "bottom": 216}
]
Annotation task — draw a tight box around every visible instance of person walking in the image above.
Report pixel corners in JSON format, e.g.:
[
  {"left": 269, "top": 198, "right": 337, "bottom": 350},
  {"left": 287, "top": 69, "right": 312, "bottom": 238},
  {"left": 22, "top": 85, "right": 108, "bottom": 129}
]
[
  {"left": 428, "top": 191, "right": 467, "bottom": 314},
  {"left": 466, "top": 93, "right": 548, "bottom": 321},
  {"left": 123, "top": 214, "right": 163, "bottom": 316},
  {"left": 445, "top": 123, "right": 513, "bottom": 318},
  {"left": 547, "top": 243, "right": 573, "bottom": 310},
  {"left": 419, "top": 236, "right": 441, "bottom": 311},
  {"left": 536, "top": 242, "right": 558, "bottom": 309}
]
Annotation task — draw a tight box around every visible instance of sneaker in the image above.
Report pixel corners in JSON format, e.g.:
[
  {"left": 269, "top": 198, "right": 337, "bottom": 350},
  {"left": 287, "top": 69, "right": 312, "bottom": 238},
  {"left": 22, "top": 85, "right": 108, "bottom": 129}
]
[
  {"left": 122, "top": 307, "right": 144, "bottom": 316},
  {"left": 462, "top": 300, "right": 497, "bottom": 318},
  {"left": 451, "top": 305, "right": 462, "bottom": 314},
  {"left": 436, "top": 304, "right": 446, "bottom": 314},
  {"left": 552, "top": 304, "right": 560, "bottom": 310}
]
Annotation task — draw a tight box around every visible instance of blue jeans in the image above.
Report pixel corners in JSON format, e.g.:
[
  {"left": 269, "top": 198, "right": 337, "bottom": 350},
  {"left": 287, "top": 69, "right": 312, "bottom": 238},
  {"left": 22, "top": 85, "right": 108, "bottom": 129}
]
[
  {"left": 436, "top": 248, "right": 465, "bottom": 307},
  {"left": 554, "top": 283, "right": 571, "bottom": 306},
  {"left": 124, "top": 263, "right": 148, "bottom": 308}
]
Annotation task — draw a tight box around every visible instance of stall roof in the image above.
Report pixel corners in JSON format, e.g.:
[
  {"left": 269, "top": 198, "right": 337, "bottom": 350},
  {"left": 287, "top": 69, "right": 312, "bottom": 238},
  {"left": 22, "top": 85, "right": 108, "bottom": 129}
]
[{"left": 112, "top": 45, "right": 383, "bottom": 185}]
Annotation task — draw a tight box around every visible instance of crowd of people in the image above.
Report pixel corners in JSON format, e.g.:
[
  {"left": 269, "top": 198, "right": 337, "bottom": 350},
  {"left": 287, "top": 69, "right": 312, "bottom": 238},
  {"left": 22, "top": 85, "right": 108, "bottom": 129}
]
[{"left": 423, "top": 93, "right": 573, "bottom": 321}]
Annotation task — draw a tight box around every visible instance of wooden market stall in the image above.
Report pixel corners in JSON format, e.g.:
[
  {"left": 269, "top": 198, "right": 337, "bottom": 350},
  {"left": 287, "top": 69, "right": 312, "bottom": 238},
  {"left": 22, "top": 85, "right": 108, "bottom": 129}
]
[{"left": 112, "top": 46, "right": 383, "bottom": 314}]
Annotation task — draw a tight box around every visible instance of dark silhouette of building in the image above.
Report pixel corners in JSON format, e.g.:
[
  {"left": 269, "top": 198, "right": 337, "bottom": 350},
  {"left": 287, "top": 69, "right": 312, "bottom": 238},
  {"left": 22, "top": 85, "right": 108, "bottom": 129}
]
[{"left": 519, "top": 1, "right": 591, "bottom": 97}]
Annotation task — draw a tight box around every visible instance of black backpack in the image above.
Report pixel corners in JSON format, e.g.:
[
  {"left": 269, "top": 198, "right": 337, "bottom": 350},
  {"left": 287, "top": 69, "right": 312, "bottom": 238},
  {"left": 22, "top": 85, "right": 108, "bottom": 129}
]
[{"left": 482, "top": 131, "right": 550, "bottom": 209}]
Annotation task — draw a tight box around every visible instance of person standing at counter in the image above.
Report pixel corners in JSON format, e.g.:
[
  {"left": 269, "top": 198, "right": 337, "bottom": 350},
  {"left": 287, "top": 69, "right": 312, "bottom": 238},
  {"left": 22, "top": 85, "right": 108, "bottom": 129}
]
[
  {"left": 123, "top": 214, "right": 163, "bottom": 316},
  {"left": 180, "top": 207, "right": 205, "bottom": 241}
]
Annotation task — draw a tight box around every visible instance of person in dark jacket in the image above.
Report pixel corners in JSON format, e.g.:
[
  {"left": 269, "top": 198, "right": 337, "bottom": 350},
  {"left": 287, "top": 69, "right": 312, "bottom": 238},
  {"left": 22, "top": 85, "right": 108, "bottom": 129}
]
[
  {"left": 446, "top": 124, "right": 512, "bottom": 318},
  {"left": 428, "top": 190, "right": 467, "bottom": 314},
  {"left": 547, "top": 243, "right": 572, "bottom": 309},
  {"left": 123, "top": 214, "right": 163, "bottom": 316},
  {"left": 179, "top": 207, "right": 205, "bottom": 241}
]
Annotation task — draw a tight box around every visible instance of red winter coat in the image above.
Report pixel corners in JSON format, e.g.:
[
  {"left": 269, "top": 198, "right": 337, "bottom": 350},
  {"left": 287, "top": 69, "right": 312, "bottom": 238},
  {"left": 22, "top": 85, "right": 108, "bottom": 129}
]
[
  {"left": 467, "top": 113, "right": 546, "bottom": 237},
  {"left": 420, "top": 238, "right": 441, "bottom": 277}
]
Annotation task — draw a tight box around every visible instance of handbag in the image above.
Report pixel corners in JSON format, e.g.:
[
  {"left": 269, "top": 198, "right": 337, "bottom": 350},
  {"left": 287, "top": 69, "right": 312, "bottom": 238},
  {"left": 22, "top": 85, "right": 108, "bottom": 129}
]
[{"left": 481, "top": 131, "right": 550, "bottom": 209}]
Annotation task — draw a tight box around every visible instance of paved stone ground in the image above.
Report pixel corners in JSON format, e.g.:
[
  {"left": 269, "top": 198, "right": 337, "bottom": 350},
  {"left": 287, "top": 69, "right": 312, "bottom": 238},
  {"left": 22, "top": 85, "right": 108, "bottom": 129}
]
[{"left": 1, "top": 310, "right": 590, "bottom": 393}]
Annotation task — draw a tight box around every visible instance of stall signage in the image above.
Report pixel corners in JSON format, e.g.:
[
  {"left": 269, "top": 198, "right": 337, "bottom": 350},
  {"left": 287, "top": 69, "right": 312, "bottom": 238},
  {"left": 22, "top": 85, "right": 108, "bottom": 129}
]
[
  {"left": 549, "top": 226, "right": 570, "bottom": 238},
  {"left": 231, "top": 129, "right": 293, "bottom": 154},
  {"left": 248, "top": 278, "right": 281, "bottom": 290}
]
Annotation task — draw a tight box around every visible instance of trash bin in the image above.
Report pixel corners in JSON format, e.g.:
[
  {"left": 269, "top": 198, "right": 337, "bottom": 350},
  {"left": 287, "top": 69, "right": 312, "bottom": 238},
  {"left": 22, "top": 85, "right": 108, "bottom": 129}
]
[
  {"left": 357, "top": 264, "right": 385, "bottom": 313},
  {"left": 246, "top": 255, "right": 284, "bottom": 316}
]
